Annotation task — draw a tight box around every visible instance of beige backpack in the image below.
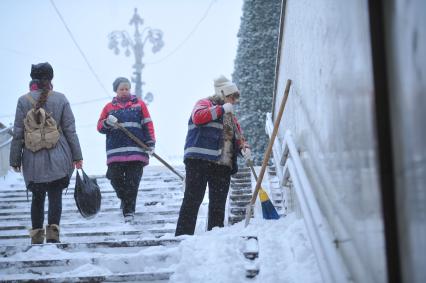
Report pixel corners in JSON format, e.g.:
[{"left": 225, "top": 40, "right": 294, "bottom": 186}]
[{"left": 24, "top": 93, "right": 60, "bottom": 152}]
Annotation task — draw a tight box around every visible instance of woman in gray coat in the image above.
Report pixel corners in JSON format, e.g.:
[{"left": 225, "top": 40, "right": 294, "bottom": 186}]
[{"left": 9, "top": 62, "right": 83, "bottom": 244}]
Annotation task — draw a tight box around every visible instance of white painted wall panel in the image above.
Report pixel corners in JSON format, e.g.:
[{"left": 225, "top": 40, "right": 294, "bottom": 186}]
[
  {"left": 274, "top": 1, "right": 386, "bottom": 282},
  {"left": 385, "top": 0, "right": 426, "bottom": 282}
]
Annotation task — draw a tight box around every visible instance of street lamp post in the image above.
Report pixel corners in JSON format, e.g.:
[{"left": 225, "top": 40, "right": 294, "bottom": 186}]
[{"left": 108, "top": 8, "right": 164, "bottom": 103}]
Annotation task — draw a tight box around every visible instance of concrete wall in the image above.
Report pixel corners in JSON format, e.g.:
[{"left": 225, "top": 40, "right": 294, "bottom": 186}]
[
  {"left": 274, "top": 0, "right": 386, "bottom": 282},
  {"left": 385, "top": 0, "right": 426, "bottom": 282}
]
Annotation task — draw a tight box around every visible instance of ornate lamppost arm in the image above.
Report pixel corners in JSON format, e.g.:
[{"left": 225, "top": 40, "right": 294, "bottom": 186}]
[{"left": 107, "top": 8, "right": 164, "bottom": 102}]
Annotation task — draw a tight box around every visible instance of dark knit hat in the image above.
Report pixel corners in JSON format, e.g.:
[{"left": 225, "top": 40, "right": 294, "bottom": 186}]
[
  {"left": 113, "top": 77, "right": 131, "bottom": 92},
  {"left": 30, "top": 62, "right": 54, "bottom": 80}
]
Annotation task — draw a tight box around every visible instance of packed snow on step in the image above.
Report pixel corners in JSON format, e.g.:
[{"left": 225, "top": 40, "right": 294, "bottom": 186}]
[{"left": 171, "top": 216, "right": 321, "bottom": 283}]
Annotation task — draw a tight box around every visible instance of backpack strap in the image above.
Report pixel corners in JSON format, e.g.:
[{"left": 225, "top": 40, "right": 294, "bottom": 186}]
[
  {"left": 25, "top": 94, "right": 37, "bottom": 108},
  {"left": 25, "top": 91, "right": 54, "bottom": 108}
]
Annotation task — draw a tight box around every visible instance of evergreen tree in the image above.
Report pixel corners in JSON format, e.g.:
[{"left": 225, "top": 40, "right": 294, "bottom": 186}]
[{"left": 233, "top": 0, "right": 281, "bottom": 165}]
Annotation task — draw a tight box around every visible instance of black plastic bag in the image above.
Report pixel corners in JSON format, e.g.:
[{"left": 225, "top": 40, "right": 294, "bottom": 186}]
[{"left": 74, "top": 169, "right": 101, "bottom": 219}]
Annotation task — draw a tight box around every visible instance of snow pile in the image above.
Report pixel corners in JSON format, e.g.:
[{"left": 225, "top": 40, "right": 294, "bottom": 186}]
[{"left": 171, "top": 214, "right": 321, "bottom": 283}]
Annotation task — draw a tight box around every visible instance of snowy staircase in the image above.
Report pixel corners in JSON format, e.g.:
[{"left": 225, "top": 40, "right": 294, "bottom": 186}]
[
  {"left": 227, "top": 166, "right": 252, "bottom": 225},
  {"left": 266, "top": 162, "right": 286, "bottom": 217},
  {"left": 0, "top": 167, "right": 184, "bottom": 282}
]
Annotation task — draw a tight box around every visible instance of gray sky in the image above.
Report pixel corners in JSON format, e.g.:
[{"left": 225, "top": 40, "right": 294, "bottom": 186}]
[{"left": 0, "top": 0, "right": 243, "bottom": 174}]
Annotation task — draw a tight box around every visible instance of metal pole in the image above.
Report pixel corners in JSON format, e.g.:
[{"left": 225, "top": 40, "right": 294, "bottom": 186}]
[{"left": 108, "top": 8, "right": 164, "bottom": 101}]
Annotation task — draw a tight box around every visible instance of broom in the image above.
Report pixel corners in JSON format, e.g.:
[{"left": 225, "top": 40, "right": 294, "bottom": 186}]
[
  {"left": 245, "top": 79, "right": 291, "bottom": 227},
  {"left": 230, "top": 113, "right": 280, "bottom": 220},
  {"left": 247, "top": 160, "right": 279, "bottom": 220},
  {"left": 113, "top": 122, "right": 185, "bottom": 182}
]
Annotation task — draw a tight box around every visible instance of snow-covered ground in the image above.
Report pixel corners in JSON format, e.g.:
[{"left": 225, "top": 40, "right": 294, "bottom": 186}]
[
  {"left": 171, "top": 216, "right": 321, "bottom": 283},
  {"left": 0, "top": 169, "right": 321, "bottom": 282}
]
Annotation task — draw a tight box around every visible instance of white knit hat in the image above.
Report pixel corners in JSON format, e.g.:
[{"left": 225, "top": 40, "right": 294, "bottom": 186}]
[{"left": 214, "top": 75, "right": 239, "bottom": 97}]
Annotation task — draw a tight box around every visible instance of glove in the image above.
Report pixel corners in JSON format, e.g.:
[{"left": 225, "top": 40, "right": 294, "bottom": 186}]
[
  {"left": 106, "top": 115, "right": 118, "bottom": 127},
  {"left": 146, "top": 146, "right": 155, "bottom": 156},
  {"left": 242, "top": 147, "right": 252, "bottom": 162},
  {"left": 222, "top": 103, "right": 233, "bottom": 114}
]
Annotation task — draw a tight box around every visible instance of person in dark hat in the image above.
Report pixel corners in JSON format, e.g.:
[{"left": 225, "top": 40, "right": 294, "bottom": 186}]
[
  {"left": 97, "top": 76, "right": 156, "bottom": 223},
  {"left": 9, "top": 62, "right": 83, "bottom": 244},
  {"left": 30, "top": 62, "right": 54, "bottom": 80}
]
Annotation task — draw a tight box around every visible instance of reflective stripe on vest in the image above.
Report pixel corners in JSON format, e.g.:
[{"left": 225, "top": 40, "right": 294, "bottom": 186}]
[
  {"left": 107, "top": 146, "right": 146, "bottom": 155},
  {"left": 184, "top": 117, "right": 224, "bottom": 160},
  {"left": 188, "top": 121, "right": 223, "bottom": 131},
  {"left": 184, "top": 147, "right": 222, "bottom": 156},
  {"left": 119, "top": 122, "right": 141, "bottom": 128}
]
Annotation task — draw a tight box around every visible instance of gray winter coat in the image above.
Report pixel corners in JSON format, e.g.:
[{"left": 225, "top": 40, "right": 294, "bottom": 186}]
[{"left": 9, "top": 90, "right": 83, "bottom": 186}]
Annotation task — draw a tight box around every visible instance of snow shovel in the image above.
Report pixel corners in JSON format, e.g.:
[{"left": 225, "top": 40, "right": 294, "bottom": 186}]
[
  {"left": 244, "top": 79, "right": 291, "bottom": 227},
  {"left": 113, "top": 122, "right": 185, "bottom": 182}
]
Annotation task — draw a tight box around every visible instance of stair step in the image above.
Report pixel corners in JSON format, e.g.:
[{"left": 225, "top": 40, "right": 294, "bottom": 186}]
[
  {"left": 235, "top": 167, "right": 251, "bottom": 173},
  {"left": 0, "top": 189, "right": 183, "bottom": 199},
  {"left": 229, "top": 201, "right": 250, "bottom": 208},
  {"left": 0, "top": 199, "right": 183, "bottom": 211},
  {"left": 229, "top": 195, "right": 251, "bottom": 201},
  {"left": 0, "top": 213, "right": 179, "bottom": 228},
  {"left": 0, "top": 248, "right": 176, "bottom": 270},
  {"left": 231, "top": 173, "right": 251, "bottom": 179},
  {"left": 230, "top": 185, "right": 252, "bottom": 191},
  {"left": 230, "top": 207, "right": 248, "bottom": 215},
  {"left": 0, "top": 191, "right": 183, "bottom": 199},
  {"left": 1, "top": 270, "right": 173, "bottom": 282},
  {"left": 231, "top": 188, "right": 252, "bottom": 196},
  {"left": 0, "top": 217, "right": 178, "bottom": 232},
  {"left": 0, "top": 238, "right": 181, "bottom": 257},
  {"left": 231, "top": 177, "right": 251, "bottom": 182},
  {"left": 0, "top": 228, "right": 176, "bottom": 241},
  {"left": 0, "top": 184, "right": 184, "bottom": 196},
  {"left": 0, "top": 208, "right": 181, "bottom": 220}
]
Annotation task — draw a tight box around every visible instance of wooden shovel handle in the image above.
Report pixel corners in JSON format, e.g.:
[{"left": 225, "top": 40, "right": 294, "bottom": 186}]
[
  {"left": 115, "top": 123, "right": 185, "bottom": 181},
  {"left": 249, "top": 79, "right": 291, "bottom": 206}
]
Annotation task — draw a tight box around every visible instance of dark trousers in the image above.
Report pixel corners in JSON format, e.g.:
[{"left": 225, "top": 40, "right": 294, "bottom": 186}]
[
  {"left": 106, "top": 161, "right": 144, "bottom": 216},
  {"left": 175, "top": 159, "right": 231, "bottom": 236},
  {"left": 28, "top": 177, "right": 69, "bottom": 229}
]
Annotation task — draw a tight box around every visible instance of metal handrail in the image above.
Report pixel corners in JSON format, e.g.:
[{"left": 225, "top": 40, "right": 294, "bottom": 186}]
[
  {"left": 0, "top": 137, "right": 12, "bottom": 149},
  {"left": 265, "top": 115, "right": 351, "bottom": 283},
  {"left": 0, "top": 126, "right": 13, "bottom": 177},
  {"left": 0, "top": 126, "right": 12, "bottom": 134},
  {"left": 0, "top": 127, "right": 13, "bottom": 149}
]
